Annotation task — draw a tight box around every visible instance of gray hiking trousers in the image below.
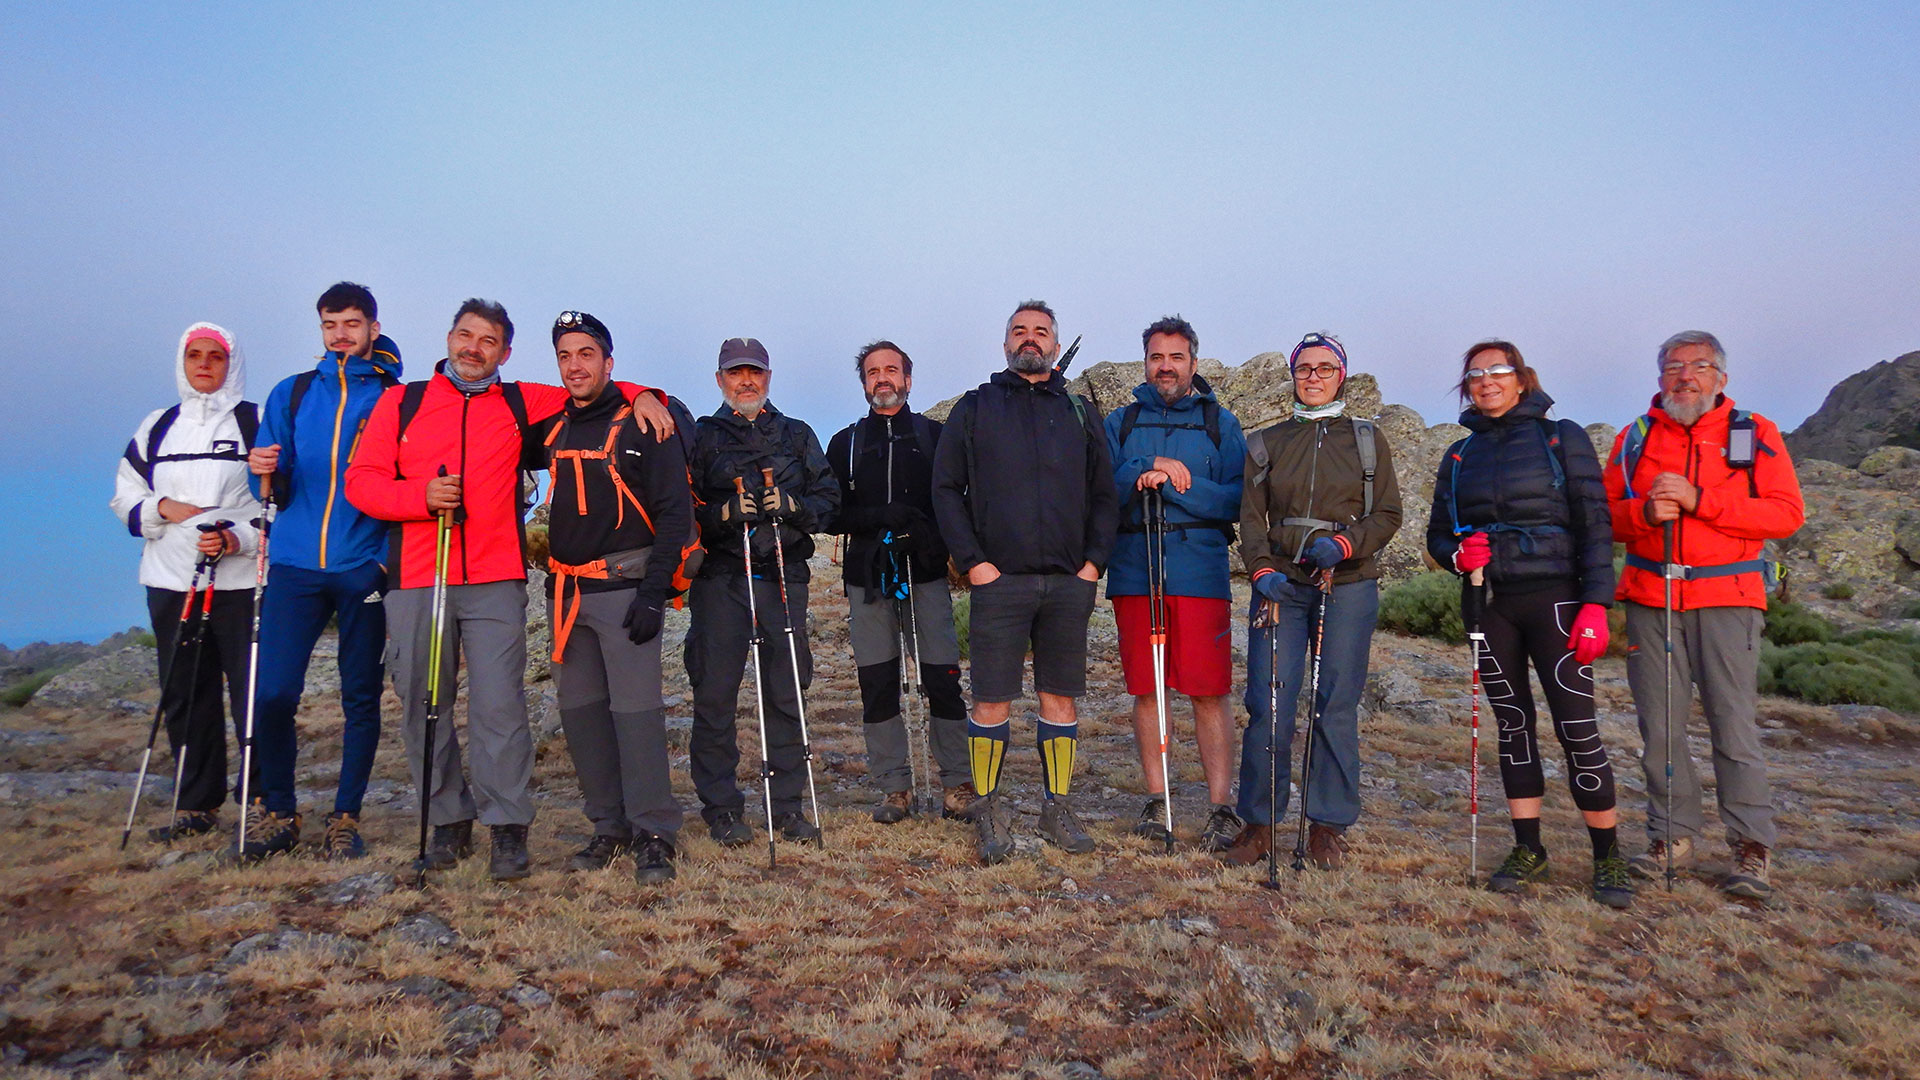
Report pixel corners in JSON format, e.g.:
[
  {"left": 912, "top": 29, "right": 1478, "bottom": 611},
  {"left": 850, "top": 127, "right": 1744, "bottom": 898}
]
[
  {"left": 1624, "top": 602, "right": 1776, "bottom": 849},
  {"left": 552, "top": 587, "right": 682, "bottom": 844}
]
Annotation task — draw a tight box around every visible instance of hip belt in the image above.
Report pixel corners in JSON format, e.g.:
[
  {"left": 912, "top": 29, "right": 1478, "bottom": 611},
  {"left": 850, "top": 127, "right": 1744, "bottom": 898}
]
[
  {"left": 1624, "top": 552, "right": 1772, "bottom": 582},
  {"left": 548, "top": 547, "right": 652, "bottom": 663}
]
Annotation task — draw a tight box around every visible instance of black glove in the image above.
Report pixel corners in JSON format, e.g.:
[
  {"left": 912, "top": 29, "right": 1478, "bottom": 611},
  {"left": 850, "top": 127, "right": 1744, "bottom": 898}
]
[
  {"left": 760, "top": 485, "right": 802, "bottom": 524},
  {"left": 720, "top": 489, "right": 759, "bottom": 524},
  {"left": 622, "top": 589, "right": 666, "bottom": 646}
]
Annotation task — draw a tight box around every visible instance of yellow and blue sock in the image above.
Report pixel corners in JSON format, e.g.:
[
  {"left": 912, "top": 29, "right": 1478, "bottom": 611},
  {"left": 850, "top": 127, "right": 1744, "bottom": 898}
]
[
  {"left": 1038, "top": 720, "right": 1077, "bottom": 799},
  {"left": 968, "top": 719, "right": 1008, "bottom": 797}
]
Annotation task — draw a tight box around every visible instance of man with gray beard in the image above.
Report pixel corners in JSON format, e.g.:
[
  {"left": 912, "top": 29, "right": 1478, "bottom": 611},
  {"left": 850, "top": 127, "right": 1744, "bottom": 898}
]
[
  {"left": 1602, "top": 331, "right": 1804, "bottom": 901},
  {"left": 686, "top": 338, "right": 839, "bottom": 849}
]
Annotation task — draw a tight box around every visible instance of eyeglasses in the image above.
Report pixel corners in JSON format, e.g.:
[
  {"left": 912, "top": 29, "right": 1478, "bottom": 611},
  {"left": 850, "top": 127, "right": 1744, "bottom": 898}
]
[
  {"left": 1292, "top": 363, "right": 1342, "bottom": 380},
  {"left": 1661, "top": 359, "right": 1721, "bottom": 378},
  {"left": 1465, "top": 364, "right": 1517, "bottom": 381}
]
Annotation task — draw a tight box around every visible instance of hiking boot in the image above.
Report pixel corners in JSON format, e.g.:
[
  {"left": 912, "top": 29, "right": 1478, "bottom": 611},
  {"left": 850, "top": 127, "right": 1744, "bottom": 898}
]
[
  {"left": 1038, "top": 796, "right": 1095, "bottom": 854},
  {"left": 1218, "top": 822, "right": 1273, "bottom": 867},
  {"left": 872, "top": 790, "right": 913, "bottom": 824},
  {"left": 1305, "top": 823, "right": 1349, "bottom": 871},
  {"left": 632, "top": 835, "right": 676, "bottom": 885},
  {"left": 976, "top": 792, "right": 1014, "bottom": 865},
  {"left": 1722, "top": 840, "right": 1772, "bottom": 901},
  {"left": 942, "top": 782, "right": 982, "bottom": 821},
  {"left": 1629, "top": 835, "right": 1694, "bottom": 881},
  {"left": 148, "top": 808, "right": 220, "bottom": 844},
  {"left": 231, "top": 808, "right": 301, "bottom": 864},
  {"left": 1203, "top": 805, "right": 1244, "bottom": 852},
  {"left": 707, "top": 810, "right": 753, "bottom": 848},
  {"left": 322, "top": 812, "right": 366, "bottom": 861},
  {"left": 1488, "top": 845, "right": 1549, "bottom": 894},
  {"left": 488, "top": 824, "right": 531, "bottom": 881},
  {"left": 772, "top": 811, "right": 822, "bottom": 843},
  {"left": 1592, "top": 850, "right": 1635, "bottom": 909},
  {"left": 425, "top": 820, "right": 474, "bottom": 870},
  {"left": 1131, "top": 797, "right": 1173, "bottom": 844},
  {"left": 568, "top": 834, "right": 629, "bottom": 872}
]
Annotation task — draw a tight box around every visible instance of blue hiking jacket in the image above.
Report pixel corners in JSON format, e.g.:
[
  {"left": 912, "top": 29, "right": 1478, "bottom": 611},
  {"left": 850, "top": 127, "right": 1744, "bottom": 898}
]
[
  {"left": 250, "top": 336, "right": 403, "bottom": 572},
  {"left": 1104, "top": 378, "right": 1246, "bottom": 599}
]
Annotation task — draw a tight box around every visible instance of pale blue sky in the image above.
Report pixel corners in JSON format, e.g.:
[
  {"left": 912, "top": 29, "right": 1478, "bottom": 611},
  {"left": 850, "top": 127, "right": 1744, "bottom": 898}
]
[{"left": 3, "top": 2, "right": 1916, "bottom": 644}]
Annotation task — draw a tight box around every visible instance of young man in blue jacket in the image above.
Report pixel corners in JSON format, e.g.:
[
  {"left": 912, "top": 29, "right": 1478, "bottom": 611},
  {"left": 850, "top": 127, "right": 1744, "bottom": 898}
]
[
  {"left": 1105, "top": 316, "right": 1247, "bottom": 850},
  {"left": 237, "top": 282, "right": 401, "bottom": 861}
]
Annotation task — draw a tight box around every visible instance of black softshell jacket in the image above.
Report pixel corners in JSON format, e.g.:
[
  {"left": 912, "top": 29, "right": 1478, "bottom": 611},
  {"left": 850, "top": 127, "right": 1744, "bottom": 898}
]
[
  {"left": 691, "top": 403, "right": 838, "bottom": 581},
  {"left": 826, "top": 408, "right": 950, "bottom": 588}
]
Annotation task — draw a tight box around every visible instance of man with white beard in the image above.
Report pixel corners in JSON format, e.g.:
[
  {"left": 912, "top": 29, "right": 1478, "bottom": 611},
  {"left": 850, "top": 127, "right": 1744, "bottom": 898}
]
[{"left": 1602, "top": 331, "right": 1804, "bottom": 901}]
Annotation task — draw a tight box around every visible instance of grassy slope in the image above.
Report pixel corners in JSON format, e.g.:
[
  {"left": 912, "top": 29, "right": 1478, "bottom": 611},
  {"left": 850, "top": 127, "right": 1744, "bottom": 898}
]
[{"left": 2, "top": 571, "right": 1918, "bottom": 1079}]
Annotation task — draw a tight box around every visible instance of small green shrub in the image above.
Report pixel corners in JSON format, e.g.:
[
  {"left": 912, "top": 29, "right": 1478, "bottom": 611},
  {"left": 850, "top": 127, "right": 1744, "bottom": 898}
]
[
  {"left": 1822, "top": 581, "right": 1856, "bottom": 601},
  {"left": 1763, "top": 601, "right": 1833, "bottom": 646},
  {"left": 1378, "top": 571, "right": 1465, "bottom": 644},
  {"left": 1761, "top": 635, "right": 1920, "bottom": 713},
  {"left": 129, "top": 631, "right": 157, "bottom": 648},
  {"left": 1902, "top": 601, "right": 1920, "bottom": 620},
  {"left": 0, "top": 671, "right": 56, "bottom": 708}
]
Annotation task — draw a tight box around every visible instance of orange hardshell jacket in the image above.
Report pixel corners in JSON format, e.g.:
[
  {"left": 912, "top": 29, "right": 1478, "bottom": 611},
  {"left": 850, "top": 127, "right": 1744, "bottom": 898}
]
[
  {"left": 1602, "top": 394, "right": 1804, "bottom": 612},
  {"left": 345, "top": 371, "right": 660, "bottom": 590}
]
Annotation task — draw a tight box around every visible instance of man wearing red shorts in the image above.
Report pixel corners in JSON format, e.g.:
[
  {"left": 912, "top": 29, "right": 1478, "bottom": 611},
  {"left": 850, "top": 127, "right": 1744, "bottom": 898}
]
[{"left": 1103, "top": 316, "right": 1247, "bottom": 850}]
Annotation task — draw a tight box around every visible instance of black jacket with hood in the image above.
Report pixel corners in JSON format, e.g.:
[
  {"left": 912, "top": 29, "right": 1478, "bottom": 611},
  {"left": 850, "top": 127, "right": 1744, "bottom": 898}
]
[
  {"left": 691, "top": 402, "right": 838, "bottom": 581},
  {"left": 826, "top": 407, "right": 949, "bottom": 589}
]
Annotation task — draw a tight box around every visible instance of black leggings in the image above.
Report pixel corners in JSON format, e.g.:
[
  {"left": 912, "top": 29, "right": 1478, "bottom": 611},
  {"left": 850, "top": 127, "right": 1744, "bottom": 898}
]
[{"left": 1471, "top": 580, "right": 1615, "bottom": 813}]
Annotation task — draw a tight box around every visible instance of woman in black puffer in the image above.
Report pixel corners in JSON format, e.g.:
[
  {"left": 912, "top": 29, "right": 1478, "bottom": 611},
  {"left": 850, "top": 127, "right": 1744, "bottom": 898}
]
[{"left": 1427, "top": 340, "right": 1630, "bottom": 909}]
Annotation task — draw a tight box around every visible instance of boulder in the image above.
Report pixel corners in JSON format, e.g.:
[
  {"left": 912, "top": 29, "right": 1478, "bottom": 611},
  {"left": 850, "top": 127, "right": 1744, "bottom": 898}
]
[
  {"left": 33, "top": 646, "right": 159, "bottom": 709},
  {"left": 1787, "top": 351, "right": 1920, "bottom": 467}
]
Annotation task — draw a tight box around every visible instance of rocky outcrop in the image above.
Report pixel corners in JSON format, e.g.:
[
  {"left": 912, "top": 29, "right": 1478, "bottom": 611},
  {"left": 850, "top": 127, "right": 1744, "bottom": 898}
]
[{"left": 1787, "top": 351, "right": 1920, "bottom": 467}]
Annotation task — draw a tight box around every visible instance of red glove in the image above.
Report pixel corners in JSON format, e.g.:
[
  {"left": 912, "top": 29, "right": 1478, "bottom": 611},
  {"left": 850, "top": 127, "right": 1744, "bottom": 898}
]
[
  {"left": 1568, "top": 604, "right": 1608, "bottom": 665},
  {"left": 1453, "top": 532, "right": 1491, "bottom": 574}
]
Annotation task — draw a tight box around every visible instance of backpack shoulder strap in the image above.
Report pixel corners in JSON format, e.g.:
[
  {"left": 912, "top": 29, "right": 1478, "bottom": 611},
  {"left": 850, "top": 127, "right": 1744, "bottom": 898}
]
[
  {"left": 1617, "top": 414, "right": 1654, "bottom": 499},
  {"left": 911, "top": 412, "right": 939, "bottom": 463},
  {"left": 282, "top": 369, "right": 319, "bottom": 445},
  {"left": 234, "top": 401, "right": 260, "bottom": 451},
  {"left": 500, "top": 382, "right": 530, "bottom": 433},
  {"left": 1202, "top": 397, "right": 1222, "bottom": 448},
  {"left": 395, "top": 380, "right": 430, "bottom": 438},
  {"left": 1535, "top": 418, "right": 1566, "bottom": 491},
  {"left": 138, "top": 405, "right": 183, "bottom": 487},
  {"left": 842, "top": 420, "right": 861, "bottom": 492},
  {"left": 1247, "top": 426, "right": 1271, "bottom": 487},
  {"left": 1117, "top": 402, "right": 1143, "bottom": 448},
  {"left": 1352, "top": 417, "right": 1377, "bottom": 517}
]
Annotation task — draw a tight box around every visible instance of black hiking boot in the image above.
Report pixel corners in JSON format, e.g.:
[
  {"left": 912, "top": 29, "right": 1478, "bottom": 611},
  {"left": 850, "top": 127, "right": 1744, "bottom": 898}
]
[
  {"left": 569, "top": 834, "right": 630, "bottom": 872},
  {"left": 872, "top": 789, "right": 913, "bottom": 824},
  {"left": 489, "top": 824, "right": 531, "bottom": 881},
  {"left": 148, "top": 809, "right": 220, "bottom": 844},
  {"left": 633, "top": 835, "right": 677, "bottom": 885},
  {"left": 1203, "top": 805, "right": 1244, "bottom": 852},
  {"left": 425, "top": 820, "right": 474, "bottom": 870},
  {"left": 976, "top": 791, "right": 1014, "bottom": 865},
  {"left": 1592, "top": 850, "right": 1635, "bottom": 909},
  {"left": 1131, "top": 797, "right": 1172, "bottom": 844},
  {"left": 707, "top": 810, "right": 753, "bottom": 848},
  {"left": 1488, "top": 845, "right": 1549, "bottom": 894},
  {"left": 231, "top": 807, "right": 302, "bottom": 864},
  {"left": 322, "top": 812, "right": 366, "bottom": 861},
  {"left": 1039, "top": 795, "right": 1095, "bottom": 854},
  {"left": 772, "top": 811, "right": 822, "bottom": 843}
]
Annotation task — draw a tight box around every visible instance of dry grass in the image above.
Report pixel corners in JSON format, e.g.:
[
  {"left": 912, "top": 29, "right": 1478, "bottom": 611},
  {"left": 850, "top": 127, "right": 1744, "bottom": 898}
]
[{"left": 1, "top": 572, "right": 1917, "bottom": 1078}]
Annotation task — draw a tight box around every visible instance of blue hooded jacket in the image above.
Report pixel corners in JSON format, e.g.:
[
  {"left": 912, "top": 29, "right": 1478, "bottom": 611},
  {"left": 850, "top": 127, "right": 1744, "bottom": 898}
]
[
  {"left": 1104, "top": 377, "right": 1246, "bottom": 599},
  {"left": 249, "top": 336, "right": 402, "bottom": 572}
]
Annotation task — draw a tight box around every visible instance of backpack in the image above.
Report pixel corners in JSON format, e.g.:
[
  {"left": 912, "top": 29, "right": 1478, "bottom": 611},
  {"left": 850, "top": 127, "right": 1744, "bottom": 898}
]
[
  {"left": 1616, "top": 408, "right": 1766, "bottom": 499},
  {"left": 132, "top": 401, "right": 259, "bottom": 487}
]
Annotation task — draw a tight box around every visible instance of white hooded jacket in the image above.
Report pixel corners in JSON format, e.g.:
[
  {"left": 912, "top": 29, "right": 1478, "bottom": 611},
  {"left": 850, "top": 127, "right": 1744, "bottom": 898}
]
[{"left": 111, "top": 323, "right": 263, "bottom": 591}]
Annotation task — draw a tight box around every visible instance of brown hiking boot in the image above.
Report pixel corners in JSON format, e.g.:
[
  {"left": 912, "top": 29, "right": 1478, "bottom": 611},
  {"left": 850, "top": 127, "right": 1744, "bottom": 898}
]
[
  {"left": 1306, "top": 823, "right": 1349, "bottom": 871},
  {"left": 873, "top": 789, "right": 913, "bottom": 824},
  {"left": 1723, "top": 840, "right": 1772, "bottom": 901},
  {"left": 322, "top": 812, "right": 367, "bottom": 861},
  {"left": 1217, "top": 823, "right": 1273, "bottom": 867},
  {"left": 1629, "top": 834, "right": 1694, "bottom": 880},
  {"left": 942, "top": 782, "right": 981, "bottom": 821}
]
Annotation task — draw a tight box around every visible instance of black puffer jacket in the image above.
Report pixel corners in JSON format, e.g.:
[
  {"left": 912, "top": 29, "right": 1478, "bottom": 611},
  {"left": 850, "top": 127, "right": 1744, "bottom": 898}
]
[{"left": 1426, "top": 390, "right": 1614, "bottom": 605}]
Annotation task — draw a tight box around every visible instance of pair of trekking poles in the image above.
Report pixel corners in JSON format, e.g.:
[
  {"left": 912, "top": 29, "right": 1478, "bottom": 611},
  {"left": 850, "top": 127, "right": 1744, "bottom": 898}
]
[
  {"left": 1253, "top": 543, "right": 1336, "bottom": 889},
  {"left": 122, "top": 501, "right": 276, "bottom": 857},
  {"left": 877, "top": 528, "right": 937, "bottom": 819},
  {"left": 734, "top": 468, "right": 824, "bottom": 869}
]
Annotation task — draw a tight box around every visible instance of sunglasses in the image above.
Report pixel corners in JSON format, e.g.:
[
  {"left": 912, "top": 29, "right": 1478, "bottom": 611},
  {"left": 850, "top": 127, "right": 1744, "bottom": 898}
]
[{"left": 1466, "top": 364, "right": 1517, "bottom": 381}]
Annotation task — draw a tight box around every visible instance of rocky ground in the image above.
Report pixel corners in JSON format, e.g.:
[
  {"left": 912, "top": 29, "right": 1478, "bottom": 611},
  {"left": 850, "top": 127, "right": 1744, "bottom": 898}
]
[{"left": 3, "top": 542, "right": 1919, "bottom": 1079}]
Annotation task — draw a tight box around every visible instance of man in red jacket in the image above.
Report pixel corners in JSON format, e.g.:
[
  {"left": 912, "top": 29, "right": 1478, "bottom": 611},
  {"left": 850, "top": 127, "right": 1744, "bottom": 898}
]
[
  {"left": 345, "top": 299, "right": 671, "bottom": 881},
  {"left": 1603, "top": 330, "right": 1804, "bottom": 901}
]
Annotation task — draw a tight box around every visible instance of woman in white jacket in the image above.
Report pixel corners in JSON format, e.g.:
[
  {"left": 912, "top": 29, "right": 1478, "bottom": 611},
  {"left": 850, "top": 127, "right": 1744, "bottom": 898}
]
[{"left": 111, "top": 323, "right": 263, "bottom": 842}]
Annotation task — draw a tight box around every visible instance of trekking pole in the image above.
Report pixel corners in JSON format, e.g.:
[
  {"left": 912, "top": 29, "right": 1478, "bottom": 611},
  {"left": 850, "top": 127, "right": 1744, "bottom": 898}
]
[
  {"left": 121, "top": 554, "right": 211, "bottom": 849},
  {"left": 236, "top": 495, "right": 274, "bottom": 854},
  {"left": 1662, "top": 520, "right": 1677, "bottom": 892},
  {"left": 1465, "top": 567, "right": 1486, "bottom": 886},
  {"left": 1261, "top": 597, "right": 1282, "bottom": 891},
  {"left": 761, "top": 467, "right": 824, "bottom": 843},
  {"left": 165, "top": 529, "right": 228, "bottom": 838},
  {"left": 1291, "top": 569, "right": 1334, "bottom": 872},
  {"left": 1146, "top": 488, "right": 1174, "bottom": 852},
  {"left": 900, "top": 567, "right": 934, "bottom": 816},
  {"left": 737, "top": 478, "right": 780, "bottom": 868},
  {"left": 412, "top": 470, "right": 453, "bottom": 888}
]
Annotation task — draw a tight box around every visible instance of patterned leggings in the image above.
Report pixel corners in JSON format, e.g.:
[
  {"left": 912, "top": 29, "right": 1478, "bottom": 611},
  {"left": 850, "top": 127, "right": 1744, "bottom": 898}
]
[{"left": 1474, "top": 580, "right": 1616, "bottom": 812}]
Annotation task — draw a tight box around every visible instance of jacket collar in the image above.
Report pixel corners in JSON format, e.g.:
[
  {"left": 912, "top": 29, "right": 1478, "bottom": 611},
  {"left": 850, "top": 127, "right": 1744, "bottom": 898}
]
[
  {"left": 1129, "top": 373, "right": 1216, "bottom": 412},
  {"left": 320, "top": 333, "right": 404, "bottom": 382},
  {"left": 1460, "top": 388, "right": 1554, "bottom": 432},
  {"left": 989, "top": 368, "right": 1069, "bottom": 394}
]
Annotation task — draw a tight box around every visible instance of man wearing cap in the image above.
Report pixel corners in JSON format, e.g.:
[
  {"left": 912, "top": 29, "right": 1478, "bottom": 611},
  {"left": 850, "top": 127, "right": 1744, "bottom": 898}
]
[
  {"left": 531, "top": 311, "right": 692, "bottom": 884},
  {"left": 686, "top": 338, "right": 839, "bottom": 847},
  {"left": 931, "top": 300, "right": 1119, "bottom": 865}
]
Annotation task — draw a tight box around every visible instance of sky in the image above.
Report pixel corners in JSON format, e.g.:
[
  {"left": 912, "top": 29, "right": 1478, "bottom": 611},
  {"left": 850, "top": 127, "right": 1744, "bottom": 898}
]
[{"left": 2, "top": 1, "right": 1917, "bottom": 646}]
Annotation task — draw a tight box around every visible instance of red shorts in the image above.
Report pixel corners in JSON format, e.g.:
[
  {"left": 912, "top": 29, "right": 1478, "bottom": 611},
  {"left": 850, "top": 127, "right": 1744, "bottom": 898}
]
[{"left": 1113, "top": 594, "right": 1233, "bottom": 698}]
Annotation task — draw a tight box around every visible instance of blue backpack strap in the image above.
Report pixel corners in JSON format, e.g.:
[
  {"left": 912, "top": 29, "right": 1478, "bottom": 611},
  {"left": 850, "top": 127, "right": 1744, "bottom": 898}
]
[
  {"left": 1535, "top": 419, "right": 1565, "bottom": 490},
  {"left": 1447, "top": 433, "right": 1473, "bottom": 536},
  {"left": 1615, "top": 414, "right": 1653, "bottom": 499}
]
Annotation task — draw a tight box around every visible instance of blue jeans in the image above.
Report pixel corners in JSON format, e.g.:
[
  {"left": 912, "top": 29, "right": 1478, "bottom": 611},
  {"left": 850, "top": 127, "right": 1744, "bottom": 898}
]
[
  {"left": 254, "top": 560, "right": 387, "bottom": 816},
  {"left": 1237, "top": 578, "right": 1378, "bottom": 827}
]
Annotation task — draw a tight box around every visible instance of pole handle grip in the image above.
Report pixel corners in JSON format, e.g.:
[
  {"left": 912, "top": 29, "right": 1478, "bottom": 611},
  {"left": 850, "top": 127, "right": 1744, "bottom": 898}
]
[
  {"left": 734, "top": 476, "right": 746, "bottom": 494},
  {"left": 760, "top": 466, "right": 775, "bottom": 487}
]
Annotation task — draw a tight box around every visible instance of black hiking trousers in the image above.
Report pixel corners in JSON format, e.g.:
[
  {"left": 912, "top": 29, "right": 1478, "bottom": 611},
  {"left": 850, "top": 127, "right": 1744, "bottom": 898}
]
[
  {"left": 146, "top": 586, "right": 255, "bottom": 814},
  {"left": 1472, "top": 579, "right": 1616, "bottom": 813}
]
